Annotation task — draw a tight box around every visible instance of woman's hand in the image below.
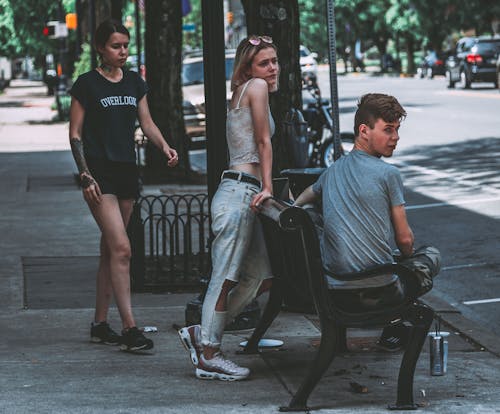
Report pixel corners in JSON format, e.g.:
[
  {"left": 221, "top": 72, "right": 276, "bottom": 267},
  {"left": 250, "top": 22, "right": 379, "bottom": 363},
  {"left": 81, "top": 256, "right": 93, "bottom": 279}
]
[
  {"left": 163, "top": 146, "right": 178, "bottom": 167},
  {"left": 250, "top": 189, "right": 273, "bottom": 212},
  {"left": 80, "top": 172, "right": 102, "bottom": 205}
]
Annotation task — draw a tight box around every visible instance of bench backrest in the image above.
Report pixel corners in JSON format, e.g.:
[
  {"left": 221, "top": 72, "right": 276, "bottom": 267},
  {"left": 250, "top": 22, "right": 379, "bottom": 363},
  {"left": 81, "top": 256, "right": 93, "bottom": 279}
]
[{"left": 258, "top": 199, "right": 331, "bottom": 315}]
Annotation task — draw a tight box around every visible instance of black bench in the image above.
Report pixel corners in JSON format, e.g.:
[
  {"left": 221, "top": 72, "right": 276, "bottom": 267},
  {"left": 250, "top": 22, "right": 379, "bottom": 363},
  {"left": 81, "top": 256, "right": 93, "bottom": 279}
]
[{"left": 242, "top": 198, "right": 434, "bottom": 411}]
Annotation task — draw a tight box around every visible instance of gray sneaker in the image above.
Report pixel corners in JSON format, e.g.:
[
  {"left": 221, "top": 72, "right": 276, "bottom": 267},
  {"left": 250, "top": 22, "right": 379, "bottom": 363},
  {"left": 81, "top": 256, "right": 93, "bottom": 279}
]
[
  {"left": 196, "top": 352, "right": 250, "bottom": 381},
  {"left": 178, "top": 325, "right": 202, "bottom": 366}
]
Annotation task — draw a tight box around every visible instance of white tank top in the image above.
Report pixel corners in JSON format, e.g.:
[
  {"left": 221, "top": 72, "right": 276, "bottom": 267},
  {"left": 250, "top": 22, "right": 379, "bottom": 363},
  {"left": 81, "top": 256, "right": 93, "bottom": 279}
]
[{"left": 226, "top": 79, "right": 275, "bottom": 167}]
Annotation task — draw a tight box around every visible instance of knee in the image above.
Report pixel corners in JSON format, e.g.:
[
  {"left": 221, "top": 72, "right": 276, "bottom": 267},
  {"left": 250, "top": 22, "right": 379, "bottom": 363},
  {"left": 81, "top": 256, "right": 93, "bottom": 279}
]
[
  {"left": 218, "top": 279, "right": 237, "bottom": 299},
  {"left": 257, "top": 278, "right": 273, "bottom": 296},
  {"left": 215, "top": 279, "right": 237, "bottom": 310},
  {"left": 417, "top": 245, "right": 441, "bottom": 275},
  {"left": 109, "top": 240, "right": 132, "bottom": 263}
]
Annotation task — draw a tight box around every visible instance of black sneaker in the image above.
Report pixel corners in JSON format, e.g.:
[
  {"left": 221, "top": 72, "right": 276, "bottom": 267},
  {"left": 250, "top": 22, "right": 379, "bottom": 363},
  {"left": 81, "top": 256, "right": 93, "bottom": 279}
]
[
  {"left": 90, "top": 322, "right": 121, "bottom": 345},
  {"left": 119, "top": 327, "right": 154, "bottom": 352},
  {"left": 376, "top": 324, "right": 409, "bottom": 352}
]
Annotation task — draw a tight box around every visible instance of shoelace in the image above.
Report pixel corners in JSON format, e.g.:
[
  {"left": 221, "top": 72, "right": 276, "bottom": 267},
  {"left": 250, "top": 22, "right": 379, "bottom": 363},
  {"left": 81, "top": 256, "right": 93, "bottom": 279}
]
[{"left": 211, "top": 353, "right": 242, "bottom": 370}]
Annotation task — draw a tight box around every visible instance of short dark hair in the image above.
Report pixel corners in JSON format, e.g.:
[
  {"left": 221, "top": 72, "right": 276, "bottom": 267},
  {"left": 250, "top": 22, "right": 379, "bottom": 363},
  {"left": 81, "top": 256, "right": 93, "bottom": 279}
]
[
  {"left": 354, "top": 93, "right": 406, "bottom": 137},
  {"left": 94, "top": 19, "right": 130, "bottom": 56}
]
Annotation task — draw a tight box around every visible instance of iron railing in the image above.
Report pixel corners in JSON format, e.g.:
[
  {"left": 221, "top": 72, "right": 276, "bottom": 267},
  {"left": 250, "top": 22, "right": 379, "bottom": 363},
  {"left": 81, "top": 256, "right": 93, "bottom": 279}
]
[{"left": 129, "top": 193, "right": 211, "bottom": 292}]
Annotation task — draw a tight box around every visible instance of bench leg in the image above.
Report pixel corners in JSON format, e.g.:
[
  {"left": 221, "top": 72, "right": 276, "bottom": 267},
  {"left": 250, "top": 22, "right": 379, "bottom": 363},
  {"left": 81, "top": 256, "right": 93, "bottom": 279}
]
[
  {"left": 335, "top": 326, "right": 348, "bottom": 353},
  {"left": 241, "top": 280, "right": 283, "bottom": 354},
  {"left": 388, "top": 303, "right": 434, "bottom": 410},
  {"left": 280, "top": 321, "right": 337, "bottom": 412}
]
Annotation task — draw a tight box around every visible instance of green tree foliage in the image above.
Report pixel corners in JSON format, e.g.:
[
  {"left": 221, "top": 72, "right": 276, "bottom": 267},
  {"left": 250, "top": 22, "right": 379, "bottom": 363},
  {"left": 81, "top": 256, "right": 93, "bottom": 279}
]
[
  {"left": 72, "top": 42, "right": 92, "bottom": 81},
  {"left": 10, "top": 1, "right": 61, "bottom": 57},
  {"left": 457, "top": 0, "right": 500, "bottom": 35},
  {"left": 299, "top": 0, "right": 498, "bottom": 74},
  {"left": 298, "top": 0, "right": 328, "bottom": 59},
  {"left": 0, "top": 0, "right": 74, "bottom": 68},
  {"left": 0, "top": 0, "right": 19, "bottom": 56},
  {"left": 182, "top": 0, "right": 202, "bottom": 51}
]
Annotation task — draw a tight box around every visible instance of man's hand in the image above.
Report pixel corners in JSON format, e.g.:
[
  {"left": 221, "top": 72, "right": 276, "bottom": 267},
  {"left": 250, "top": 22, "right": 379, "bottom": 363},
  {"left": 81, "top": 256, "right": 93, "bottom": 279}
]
[{"left": 293, "top": 185, "right": 318, "bottom": 207}]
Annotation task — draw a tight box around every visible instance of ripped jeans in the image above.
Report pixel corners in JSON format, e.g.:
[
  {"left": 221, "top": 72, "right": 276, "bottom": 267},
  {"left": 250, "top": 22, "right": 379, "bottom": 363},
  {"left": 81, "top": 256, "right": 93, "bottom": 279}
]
[{"left": 201, "top": 174, "right": 273, "bottom": 348}]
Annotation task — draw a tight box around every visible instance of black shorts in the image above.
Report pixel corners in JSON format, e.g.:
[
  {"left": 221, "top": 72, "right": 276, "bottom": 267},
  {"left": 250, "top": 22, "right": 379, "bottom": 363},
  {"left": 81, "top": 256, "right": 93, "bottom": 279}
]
[{"left": 87, "top": 158, "right": 139, "bottom": 200}]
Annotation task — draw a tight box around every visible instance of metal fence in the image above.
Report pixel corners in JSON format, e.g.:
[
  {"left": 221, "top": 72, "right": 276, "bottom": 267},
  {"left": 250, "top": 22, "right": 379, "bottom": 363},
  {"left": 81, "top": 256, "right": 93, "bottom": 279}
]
[{"left": 129, "top": 193, "right": 211, "bottom": 292}]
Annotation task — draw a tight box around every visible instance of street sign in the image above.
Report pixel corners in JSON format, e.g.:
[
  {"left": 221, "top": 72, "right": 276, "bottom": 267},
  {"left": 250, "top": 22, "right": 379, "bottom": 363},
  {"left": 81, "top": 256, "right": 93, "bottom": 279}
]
[{"left": 182, "top": 23, "right": 196, "bottom": 32}]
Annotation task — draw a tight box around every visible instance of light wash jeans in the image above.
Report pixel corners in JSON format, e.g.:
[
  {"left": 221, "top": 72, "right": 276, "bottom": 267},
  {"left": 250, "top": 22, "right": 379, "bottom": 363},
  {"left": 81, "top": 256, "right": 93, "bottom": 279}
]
[{"left": 201, "top": 172, "right": 273, "bottom": 348}]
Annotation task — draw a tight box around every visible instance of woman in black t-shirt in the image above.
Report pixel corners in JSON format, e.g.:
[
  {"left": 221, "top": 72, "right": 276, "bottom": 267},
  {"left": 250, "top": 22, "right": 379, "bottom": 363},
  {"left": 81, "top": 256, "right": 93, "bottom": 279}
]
[{"left": 69, "top": 19, "right": 178, "bottom": 352}]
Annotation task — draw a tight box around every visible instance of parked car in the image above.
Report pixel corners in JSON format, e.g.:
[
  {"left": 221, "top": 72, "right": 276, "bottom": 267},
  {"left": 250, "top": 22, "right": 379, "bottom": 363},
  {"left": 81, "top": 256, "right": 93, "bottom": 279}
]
[
  {"left": 497, "top": 54, "right": 500, "bottom": 91},
  {"left": 418, "top": 50, "right": 449, "bottom": 78},
  {"left": 182, "top": 51, "right": 235, "bottom": 149},
  {"left": 446, "top": 36, "right": 500, "bottom": 89},
  {"left": 300, "top": 45, "right": 318, "bottom": 77}
]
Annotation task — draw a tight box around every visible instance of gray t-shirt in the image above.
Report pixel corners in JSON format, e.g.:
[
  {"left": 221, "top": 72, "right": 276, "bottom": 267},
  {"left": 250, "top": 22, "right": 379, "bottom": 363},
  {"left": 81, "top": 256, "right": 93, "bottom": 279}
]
[{"left": 312, "top": 149, "right": 405, "bottom": 287}]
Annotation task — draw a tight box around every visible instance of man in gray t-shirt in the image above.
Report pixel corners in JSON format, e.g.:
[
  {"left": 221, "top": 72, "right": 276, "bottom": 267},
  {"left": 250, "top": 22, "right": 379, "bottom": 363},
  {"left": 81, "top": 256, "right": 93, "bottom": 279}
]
[
  {"left": 294, "top": 93, "right": 441, "bottom": 351},
  {"left": 312, "top": 149, "right": 405, "bottom": 279}
]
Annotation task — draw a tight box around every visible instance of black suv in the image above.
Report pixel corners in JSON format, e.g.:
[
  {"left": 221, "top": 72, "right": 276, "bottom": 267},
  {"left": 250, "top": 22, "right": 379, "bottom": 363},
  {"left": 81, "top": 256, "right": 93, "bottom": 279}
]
[{"left": 446, "top": 36, "right": 500, "bottom": 88}]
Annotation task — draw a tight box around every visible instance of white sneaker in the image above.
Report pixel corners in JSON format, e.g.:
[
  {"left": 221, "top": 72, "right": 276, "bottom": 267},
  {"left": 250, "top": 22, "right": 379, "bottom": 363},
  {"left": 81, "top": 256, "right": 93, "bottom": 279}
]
[
  {"left": 196, "top": 352, "right": 250, "bottom": 381},
  {"left": 178, "top": 325, "right": 202, "bottom": 366}
]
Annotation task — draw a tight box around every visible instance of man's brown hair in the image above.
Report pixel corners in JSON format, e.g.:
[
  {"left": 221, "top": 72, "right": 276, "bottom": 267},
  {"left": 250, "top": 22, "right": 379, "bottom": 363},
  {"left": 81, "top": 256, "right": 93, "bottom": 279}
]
[{"left": 354, "top": 93, "right": 406, "bottom": 137}]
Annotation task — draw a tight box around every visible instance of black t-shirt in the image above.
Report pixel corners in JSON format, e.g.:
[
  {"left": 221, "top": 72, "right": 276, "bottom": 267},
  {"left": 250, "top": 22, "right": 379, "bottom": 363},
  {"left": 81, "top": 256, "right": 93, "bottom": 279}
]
[{"left": 70, "top": 69, "right": 148, "bottom": 163}]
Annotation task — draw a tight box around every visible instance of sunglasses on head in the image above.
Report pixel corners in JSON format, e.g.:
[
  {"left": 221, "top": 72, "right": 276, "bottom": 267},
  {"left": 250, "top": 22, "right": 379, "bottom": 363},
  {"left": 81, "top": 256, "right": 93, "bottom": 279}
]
[{"left": 248, "top": 35, "right": 273, "bottom": 46}]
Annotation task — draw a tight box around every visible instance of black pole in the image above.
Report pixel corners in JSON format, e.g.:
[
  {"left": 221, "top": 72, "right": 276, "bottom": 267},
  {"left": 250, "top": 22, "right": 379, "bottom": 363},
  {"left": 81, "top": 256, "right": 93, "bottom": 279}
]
[
  {"left": 75, "top": 0, "right": 83, "bottom": 59},
  {"left": 57, "top": 0, "right": 67, "bottom": 92},
  {"left": 201, "top": 0, "right": 228, "bottom": 203},
  {"left": 326, "top": 0, "right": 342, "bottom": 162},
  {"left": 89, "top": 0, "right": 97, "bottom": 68},
  {"left": 185, "top": 1, "right": 261, "bottom": 329},
  {"left": 134, "top": 0, "right": 142, "bottom": 70},
  {"left": 111, "top": 0, "right": 122, "bottom": 21}
]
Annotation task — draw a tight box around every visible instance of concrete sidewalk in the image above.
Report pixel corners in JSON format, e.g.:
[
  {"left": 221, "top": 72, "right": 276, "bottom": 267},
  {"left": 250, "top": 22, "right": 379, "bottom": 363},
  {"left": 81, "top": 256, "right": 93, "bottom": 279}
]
[{"left": 1, "top": 80, "right": 499, "bottom": 414}]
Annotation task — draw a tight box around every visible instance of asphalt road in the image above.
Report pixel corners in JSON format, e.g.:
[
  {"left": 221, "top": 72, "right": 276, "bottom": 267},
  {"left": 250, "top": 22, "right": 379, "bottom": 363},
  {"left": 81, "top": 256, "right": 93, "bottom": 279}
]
[
  {"left": 190, "top": 72, "right": 500, "bottom": 337},
  {"left": 322, "top": 72, "right": 500, "bottom": 338}
]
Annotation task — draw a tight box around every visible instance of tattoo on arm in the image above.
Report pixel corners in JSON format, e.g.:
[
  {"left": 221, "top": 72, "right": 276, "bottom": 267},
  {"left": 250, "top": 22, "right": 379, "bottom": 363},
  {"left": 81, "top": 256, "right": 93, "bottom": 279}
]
[
  {"left": 70, "top": 138, "right": 95, "bottom": 189},
  {"left": 70, "top": 138, "right": 89, "bottom": 174}
]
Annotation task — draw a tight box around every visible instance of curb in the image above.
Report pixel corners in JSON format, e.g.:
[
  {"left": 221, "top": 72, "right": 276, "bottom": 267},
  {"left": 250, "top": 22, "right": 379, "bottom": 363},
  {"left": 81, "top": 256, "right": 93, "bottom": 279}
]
[{"left": 422, "top": 292, "right": 500, "bottom": 358}]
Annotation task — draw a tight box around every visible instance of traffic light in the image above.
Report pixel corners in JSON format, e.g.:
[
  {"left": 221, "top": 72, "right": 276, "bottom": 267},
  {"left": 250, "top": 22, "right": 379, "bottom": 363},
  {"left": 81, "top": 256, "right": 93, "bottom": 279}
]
[
  {"left": 227, "top": 11, "right": 234, "bottom": 25},
  {"left": 42, "top": 21, "right": 68, "bottom": 39},
  {"left": 43, "top": 23, "right": 57, "bottom": 38}
]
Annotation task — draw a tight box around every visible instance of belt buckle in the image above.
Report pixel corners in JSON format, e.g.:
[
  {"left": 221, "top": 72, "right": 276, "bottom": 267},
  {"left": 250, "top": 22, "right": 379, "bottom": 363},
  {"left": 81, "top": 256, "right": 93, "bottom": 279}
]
[{"left": 237, "top": 171, "right": 243, "bottom": 182}]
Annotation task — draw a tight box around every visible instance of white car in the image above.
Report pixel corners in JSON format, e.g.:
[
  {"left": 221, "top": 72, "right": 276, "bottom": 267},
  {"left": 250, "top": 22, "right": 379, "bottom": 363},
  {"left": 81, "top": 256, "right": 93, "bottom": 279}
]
[
  {"left": 182, "top": 51, "right": 235, "bottom": 149},
  {"left": 300, "top": 45, "right": 318, "bottom": 77}
]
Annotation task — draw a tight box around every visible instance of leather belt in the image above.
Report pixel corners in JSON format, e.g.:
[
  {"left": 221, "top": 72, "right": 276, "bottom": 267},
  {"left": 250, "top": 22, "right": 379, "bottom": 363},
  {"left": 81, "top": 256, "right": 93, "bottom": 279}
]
[{"left": 222, "top": 171, "right": 261, "bottom": 187}]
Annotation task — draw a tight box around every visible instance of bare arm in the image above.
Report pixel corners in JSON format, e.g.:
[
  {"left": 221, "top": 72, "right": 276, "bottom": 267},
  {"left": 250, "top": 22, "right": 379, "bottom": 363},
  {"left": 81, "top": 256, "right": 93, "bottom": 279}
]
[
  {"left": 391, "top": 204, "right": 414, "bottom": 257},
  {"left": 137, "top": 95, "right": 178, "bottom": 167},
  {"left": 248, "top": 78, "right": 273, "bottom": 209},
  {"left": 293, "top": 185, "right": 319, "bottom": 207},
  {"left": 69, "top": 96, "right": 101, "bottom": 204}
]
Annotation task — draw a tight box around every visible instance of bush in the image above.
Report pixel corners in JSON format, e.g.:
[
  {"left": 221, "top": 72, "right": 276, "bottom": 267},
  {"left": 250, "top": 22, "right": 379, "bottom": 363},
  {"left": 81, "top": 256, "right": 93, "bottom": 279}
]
[
  {"left": 51, "top": 94, "right": 71, "bottom": 121},
  {"left": 72, "top": 43, "right": 92, "bottom": 82}
]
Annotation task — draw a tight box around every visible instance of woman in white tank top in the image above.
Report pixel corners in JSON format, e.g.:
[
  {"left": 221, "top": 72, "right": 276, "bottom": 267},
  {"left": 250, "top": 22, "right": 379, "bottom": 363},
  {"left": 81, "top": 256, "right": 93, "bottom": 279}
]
[{"left": 178, "top": 35, "right": 279, "bottom": 381}]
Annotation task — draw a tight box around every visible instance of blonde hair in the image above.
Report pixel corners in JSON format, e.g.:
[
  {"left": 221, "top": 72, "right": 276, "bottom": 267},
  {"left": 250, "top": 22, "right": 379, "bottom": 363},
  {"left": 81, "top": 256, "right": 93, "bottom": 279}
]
[{"left": 231, "top": 36, "right": 278, "bottom": 92}]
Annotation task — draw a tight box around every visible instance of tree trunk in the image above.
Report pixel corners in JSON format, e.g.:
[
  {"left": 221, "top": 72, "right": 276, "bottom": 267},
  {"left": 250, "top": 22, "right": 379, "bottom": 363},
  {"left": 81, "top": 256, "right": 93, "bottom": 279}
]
[
  {"left": 111, "top": 0, "right": 122, "bottom": 22},
  {"left": 405, "top": 34, "right": 415, "bottom": 75},
  {"left": 77, "top": 0, "right": 116, "bottom": 46},
  {"left": 144, "top": 0, "right": 190, "bottom": 181},
  {"left": 241, "top": 0, "right": 302, "bottom": 176}
]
